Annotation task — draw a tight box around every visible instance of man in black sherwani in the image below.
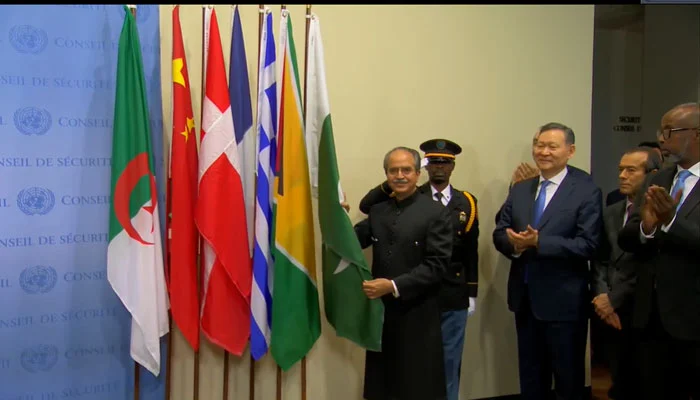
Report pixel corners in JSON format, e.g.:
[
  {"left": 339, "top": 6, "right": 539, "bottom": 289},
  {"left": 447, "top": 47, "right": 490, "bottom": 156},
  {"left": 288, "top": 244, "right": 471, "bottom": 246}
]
[{"left": 354, "top": 146, "right": 453, "bottom": 400}]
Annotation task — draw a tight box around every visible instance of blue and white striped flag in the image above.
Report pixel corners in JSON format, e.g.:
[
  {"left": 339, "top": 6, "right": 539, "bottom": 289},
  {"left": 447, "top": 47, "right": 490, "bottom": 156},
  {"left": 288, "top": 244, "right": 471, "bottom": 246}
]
[
  {"left": 251, "top": 9, "right": 277, "bottom": 360},
  {"left": 229, "top": 5, "right": 255, "bottom": 254}
]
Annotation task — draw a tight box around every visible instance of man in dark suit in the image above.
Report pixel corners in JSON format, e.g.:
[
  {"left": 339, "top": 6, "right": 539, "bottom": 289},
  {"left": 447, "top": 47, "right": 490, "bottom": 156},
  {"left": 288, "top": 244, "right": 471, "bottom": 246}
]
[
  {"left": 605, "top": 142, "right": 664, "bottom": 206},
  {"left": 617, "top": 102, "right": 700, "bottom": 399},
  {"left": 592, "top": 146, "right": 661, "bottom": 400},
  {"left": 493, "top": 122, "right": 603, "bottom": 400},
  {"left": 495, "top": 163, "right": 592, "bottom": 224},
  {"left": 358, "top": 139, "right": 479, "bottom": 400}
]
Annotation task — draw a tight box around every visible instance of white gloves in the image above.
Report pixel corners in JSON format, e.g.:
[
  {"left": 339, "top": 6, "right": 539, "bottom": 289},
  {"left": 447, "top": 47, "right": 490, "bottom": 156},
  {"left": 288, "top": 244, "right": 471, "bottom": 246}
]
[{"left": 468, "top": 297, "right": 476, "bottom": 317}]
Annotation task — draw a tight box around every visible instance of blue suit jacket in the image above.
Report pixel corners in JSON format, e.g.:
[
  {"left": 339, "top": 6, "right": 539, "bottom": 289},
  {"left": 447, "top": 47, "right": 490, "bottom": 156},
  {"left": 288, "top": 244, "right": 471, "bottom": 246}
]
[{"left": 493, "top": 166, "right": 603, "bottom": 321}]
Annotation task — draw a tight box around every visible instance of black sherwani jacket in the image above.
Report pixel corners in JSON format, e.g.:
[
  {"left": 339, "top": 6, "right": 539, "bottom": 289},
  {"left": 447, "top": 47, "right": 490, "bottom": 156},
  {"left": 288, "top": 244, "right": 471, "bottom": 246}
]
[{"left": 355, "top": 190, "right": 453, "bottom": 400}]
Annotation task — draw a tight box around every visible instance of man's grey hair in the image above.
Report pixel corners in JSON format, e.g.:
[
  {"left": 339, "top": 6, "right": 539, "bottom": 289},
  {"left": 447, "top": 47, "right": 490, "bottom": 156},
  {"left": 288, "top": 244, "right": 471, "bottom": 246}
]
[
  {"left": 383, "top": 146, "right": 421, "bottom": 173},
  {"left": 537, "top": 122, "right": 576, "bottom": 145},
  {"left": 625, "top": 146, "right": 662, "bottom": 173}
]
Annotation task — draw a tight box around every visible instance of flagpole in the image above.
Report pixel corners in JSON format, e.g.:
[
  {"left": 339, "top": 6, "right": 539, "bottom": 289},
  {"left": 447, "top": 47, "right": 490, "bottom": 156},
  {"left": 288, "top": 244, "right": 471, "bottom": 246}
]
[
  {"left": 164, "top": 5, "right": 177, "bottom": 399},
  {"left": 277, "top": 12, "right": 286, "bottom": 400},
  {"left": 127, "top": 6, "right": 141, "bottom": 399},
  {"left": 250, "top": 5, "right": 265, "bottom": 399},
  {"left": 220, "top": 9, "right": 230, "bottom": 399},
  {"left": 221, "top": 42, "right": 232, "bottom": 393},
  {"left": 223, "top": 351, "right": 230, "bottom": 400},
  {"left": 165, "top": 204, "right": 174, "bottom": 400},
  {"left": 202, "top": 6, "right": 231, "bottom": 400},
  {"left": 299, "top": 5, "right": 313, "bottom": 400},
  {"left": 196, "top": 5, "right": 214, "bottom": 400}
]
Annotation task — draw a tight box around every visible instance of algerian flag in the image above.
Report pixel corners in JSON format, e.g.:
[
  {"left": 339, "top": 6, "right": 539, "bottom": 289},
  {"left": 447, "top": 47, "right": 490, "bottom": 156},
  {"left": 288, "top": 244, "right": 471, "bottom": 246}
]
[
  {"left": 306, "top": 14, "right": 383, "bottom": 351},
  {"left": 107, "top": 6, "right": 169, "bottom": 377}
]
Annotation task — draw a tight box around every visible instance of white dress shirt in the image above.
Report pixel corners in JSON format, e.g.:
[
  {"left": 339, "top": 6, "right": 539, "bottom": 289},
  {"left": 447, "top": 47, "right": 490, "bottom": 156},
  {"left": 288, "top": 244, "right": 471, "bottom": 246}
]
[
  {"left": 535, "top": 167, "right": 569, "bottom": 212},
  {"left": 430, "top": 184, "right": 452, "bottom": 206}
]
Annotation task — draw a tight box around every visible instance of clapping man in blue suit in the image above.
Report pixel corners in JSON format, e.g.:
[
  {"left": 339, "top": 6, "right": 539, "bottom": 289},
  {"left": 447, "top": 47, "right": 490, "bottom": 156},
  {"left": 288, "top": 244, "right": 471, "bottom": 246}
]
[{"left": 493, "top": 122, "right": 603, "bottom": 400}]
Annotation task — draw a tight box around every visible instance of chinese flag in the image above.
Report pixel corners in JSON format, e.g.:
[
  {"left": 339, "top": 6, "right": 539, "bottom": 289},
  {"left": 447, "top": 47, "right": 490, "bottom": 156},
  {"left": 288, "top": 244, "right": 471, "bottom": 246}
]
[{"left": 166, "top": 4, "right": 200, "bottom": 351}]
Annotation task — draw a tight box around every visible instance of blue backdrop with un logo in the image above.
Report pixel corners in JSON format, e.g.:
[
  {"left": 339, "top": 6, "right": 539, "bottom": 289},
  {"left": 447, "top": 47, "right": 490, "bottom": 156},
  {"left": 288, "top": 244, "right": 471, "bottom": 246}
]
[{"left": 0, "top": 5, "right": 167, "bottom": 399}]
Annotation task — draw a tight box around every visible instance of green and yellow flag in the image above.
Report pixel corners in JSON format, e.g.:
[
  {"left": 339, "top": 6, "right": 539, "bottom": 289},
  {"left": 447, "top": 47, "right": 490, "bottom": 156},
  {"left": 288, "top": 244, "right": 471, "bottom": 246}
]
[{"left": 270, "top": 10, "right": 321, "bottom": 371}]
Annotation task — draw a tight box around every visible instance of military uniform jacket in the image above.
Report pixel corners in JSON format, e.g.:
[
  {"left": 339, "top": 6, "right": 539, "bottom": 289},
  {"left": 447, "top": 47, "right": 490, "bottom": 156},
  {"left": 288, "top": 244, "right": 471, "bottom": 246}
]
[
  {"left": 359, "top": 181, "right": 479, "bottom": 310},
  {"left": 355, "top": 190, "right": 453, "bottom": 400}
]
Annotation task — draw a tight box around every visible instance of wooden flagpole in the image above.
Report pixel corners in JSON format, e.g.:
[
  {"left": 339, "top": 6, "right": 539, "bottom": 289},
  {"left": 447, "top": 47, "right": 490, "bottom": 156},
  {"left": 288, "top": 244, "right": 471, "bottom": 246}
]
[
  {"left": 301, "top": 6, "right": 312, "bottom": 400},
  {"left": 276, "top": 5, "right": 285, "bottom": 396},
  {"left": 198, "top": 5, "right": 215, "bottom": 400},
  {"left": 250, "top": 4, "right": 265, "bottom": 396},
  {"left": 165, "top": 5, "right": 176, "bottom": 398},
  {"left": 126, "top": 5, "right": 140, "bottom": 397}
]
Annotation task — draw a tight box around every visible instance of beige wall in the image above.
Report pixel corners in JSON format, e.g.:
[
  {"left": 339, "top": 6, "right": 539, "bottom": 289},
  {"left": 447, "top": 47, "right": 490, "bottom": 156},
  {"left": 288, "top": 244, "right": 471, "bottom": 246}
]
[{"left": 159, "top": 5, "right": 595, "bottom": 399}]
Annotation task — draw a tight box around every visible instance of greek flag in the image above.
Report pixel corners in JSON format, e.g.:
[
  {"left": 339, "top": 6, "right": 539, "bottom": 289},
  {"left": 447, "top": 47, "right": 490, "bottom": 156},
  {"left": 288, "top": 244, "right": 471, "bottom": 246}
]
[{"left": 251, "top": 9, "right": 277, "bottom": 360}]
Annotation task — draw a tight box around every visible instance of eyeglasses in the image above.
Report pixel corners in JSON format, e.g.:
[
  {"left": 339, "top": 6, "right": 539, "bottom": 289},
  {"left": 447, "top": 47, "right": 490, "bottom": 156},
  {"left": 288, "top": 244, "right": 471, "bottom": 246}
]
[
  {"left": 658, "top": 127, "right": 699, "bottom": 140},
  {"left": 386, "top": 166, "right": 415, "bottom": 176}
]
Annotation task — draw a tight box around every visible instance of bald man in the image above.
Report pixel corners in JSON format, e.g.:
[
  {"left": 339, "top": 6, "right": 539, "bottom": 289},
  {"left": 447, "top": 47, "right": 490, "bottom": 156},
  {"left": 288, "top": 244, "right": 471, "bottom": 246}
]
[{"left": 618, "top": 102, "right": 700, "bottom": 399}]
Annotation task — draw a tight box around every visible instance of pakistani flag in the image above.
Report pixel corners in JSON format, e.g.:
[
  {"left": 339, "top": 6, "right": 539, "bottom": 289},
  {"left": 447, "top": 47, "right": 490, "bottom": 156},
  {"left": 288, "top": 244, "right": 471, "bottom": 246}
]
[
  {"left": 306, "top": 14, "right": 383, "bottom": 351},
  {"left": 107, "top": 6, "right": 169, "bottom": 377}
]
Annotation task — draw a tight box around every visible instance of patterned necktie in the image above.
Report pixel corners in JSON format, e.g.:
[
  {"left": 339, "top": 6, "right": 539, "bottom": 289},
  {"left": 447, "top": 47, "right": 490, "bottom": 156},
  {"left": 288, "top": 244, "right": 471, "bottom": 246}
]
[
  {"left": 532, "top": 180, "right": 551, "bottom": 226},
  {"left": 623, "top": 203, "right": 633, "bottom": 226},
  {"left": 434, "top": 192, "right": 444, "bottom": 206},
  {"left": 670, "top": 169, "right": 692, "bottom": 210}
]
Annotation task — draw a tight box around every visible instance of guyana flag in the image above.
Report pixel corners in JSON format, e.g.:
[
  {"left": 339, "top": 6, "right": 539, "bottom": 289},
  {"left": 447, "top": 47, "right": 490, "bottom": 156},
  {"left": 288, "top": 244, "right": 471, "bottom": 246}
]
[
  {"left": 270, "top": 10, "right": 320, "bottom": 371},
  {"left": 106, "top": 5, "right": 169, "bottom": 377}
]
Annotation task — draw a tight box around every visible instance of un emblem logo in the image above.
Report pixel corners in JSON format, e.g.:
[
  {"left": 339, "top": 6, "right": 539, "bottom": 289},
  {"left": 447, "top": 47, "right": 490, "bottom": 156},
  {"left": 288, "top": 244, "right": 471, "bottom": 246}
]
[
  {"left": 14, "top": 107, "right": 52, "bottom": 136},
  {"left": 9, "top": 25, "right": 49, "bottom": 54},
  {"left": 19, "top": 266, "right": 58, "bottom": 295},
  {"left": 20, "top": 345, "right": 59, "bottom": 373},
  {"left": 16, "top": 187, "right": 55, "bottom": 216}
]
